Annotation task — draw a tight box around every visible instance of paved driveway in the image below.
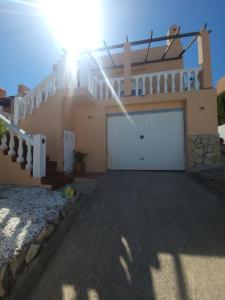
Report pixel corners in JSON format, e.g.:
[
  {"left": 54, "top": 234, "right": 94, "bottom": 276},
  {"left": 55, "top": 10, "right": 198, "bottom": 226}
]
[{"left": 30, "top": 172, "right": 225, "bottom": 300}]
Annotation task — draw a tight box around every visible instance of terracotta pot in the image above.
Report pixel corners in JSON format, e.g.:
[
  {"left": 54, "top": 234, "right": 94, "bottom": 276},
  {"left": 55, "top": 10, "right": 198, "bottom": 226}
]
[{"left": 75, "top": 162, "right": 85, "bottom": 175}]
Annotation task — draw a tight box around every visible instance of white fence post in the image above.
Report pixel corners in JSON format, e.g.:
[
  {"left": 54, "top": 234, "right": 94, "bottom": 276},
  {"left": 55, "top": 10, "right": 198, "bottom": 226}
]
[
  {"left": 13, "top": 97, "right": 22, "bottom": 125},
  {"left": 33, "top": 134, "right": 47, "bottom": 178}
]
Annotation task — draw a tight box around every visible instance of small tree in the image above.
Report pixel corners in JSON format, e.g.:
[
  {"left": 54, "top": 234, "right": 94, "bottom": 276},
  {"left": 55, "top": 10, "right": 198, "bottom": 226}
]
[{"left": 217, "top": 92, "right": 225, "bottom": 125}]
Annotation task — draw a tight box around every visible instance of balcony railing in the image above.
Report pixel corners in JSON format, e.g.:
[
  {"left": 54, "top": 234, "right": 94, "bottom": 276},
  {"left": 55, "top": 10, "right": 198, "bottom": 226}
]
[{"left": 89, "top": 67, "right": 201, "bottom": 100}]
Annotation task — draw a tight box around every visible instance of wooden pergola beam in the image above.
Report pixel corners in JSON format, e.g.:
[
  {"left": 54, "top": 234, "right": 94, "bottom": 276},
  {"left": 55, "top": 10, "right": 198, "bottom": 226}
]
[
  {"left": 178, "top": 35, "right": 198, "bottom": 58},
  {"left": 161, "top": 26, "right": 181, "bottom": 60},
  {"left": 79, "top": 29, "right": 211, "bottom": 56},
  {"left": 145, "top": 30, "right": 153, "bottom": 62},
  {"left": 103, "top": 39, "right": 116, "bottom": 67},
  {"left": 91, "top": 56, "right": 182, "bottom": 72},
  {"left": 177, "top": 24, "right": 209, "bottom": 58}
]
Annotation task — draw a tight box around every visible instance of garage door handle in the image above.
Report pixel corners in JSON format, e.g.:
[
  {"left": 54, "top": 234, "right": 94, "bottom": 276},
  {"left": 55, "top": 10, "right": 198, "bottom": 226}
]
[{"left": 140, "top": 135, "right": 144, "bottom": 139}]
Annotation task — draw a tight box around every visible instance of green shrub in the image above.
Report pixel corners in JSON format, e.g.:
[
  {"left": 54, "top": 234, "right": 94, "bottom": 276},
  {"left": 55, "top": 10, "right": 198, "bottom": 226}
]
[
  {"left": 74, "top": 151, "right": 88, "bottom": 163},
  {"left": 217, "top": 92, "right": 225, "bottom": 126}
]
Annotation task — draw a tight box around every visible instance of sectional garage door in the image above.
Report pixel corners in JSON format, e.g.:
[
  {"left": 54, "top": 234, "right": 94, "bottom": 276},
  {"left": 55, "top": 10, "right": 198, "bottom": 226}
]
[{"left": 107, "top": 109, "right": 185, "bottom": 170}]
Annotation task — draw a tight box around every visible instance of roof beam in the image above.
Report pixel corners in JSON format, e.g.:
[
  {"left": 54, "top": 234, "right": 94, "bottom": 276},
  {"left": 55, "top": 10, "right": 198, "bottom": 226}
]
[
  {"left": 178, "top": 34, "right": 198, "bottom": 58},
  {"left": 103, "top": 39, "right": 116, "bottom": 67},
  {"left": 145, "top": 30, "right": 153, "bottom": 62},
  {"left": 161, "top": 26, "right": 181, "bottom": 60},
  {"left": 91, "top": 56, "right": 182, "bottom": 72},
  {"left": 91, "top": 31, "right": 201, "bottom": 53}
]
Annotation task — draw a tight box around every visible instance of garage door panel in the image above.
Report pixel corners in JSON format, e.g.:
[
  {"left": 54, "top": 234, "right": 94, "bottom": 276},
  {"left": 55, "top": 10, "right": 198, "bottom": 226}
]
[{"left": 107, "top": 109, "right": 185, "bottom": 170}]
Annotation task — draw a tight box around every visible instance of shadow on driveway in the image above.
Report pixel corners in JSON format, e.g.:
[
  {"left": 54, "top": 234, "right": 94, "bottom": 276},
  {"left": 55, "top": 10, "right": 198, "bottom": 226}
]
[{"left": 29, "top": 171, "right": 225, "bottom": 300}]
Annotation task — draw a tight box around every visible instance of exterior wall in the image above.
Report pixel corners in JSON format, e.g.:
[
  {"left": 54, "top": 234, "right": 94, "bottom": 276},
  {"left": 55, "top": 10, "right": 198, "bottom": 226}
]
[
  {"left": 64, "top": 88, "right": 218, "bottom": 172},
  {"left": 15, "top": 26, "right": 216, "bottom": 174},
  {"left": 217, "top": 77, "right": 225, "bottom": 95},
  {"left": 0, "top": 151, "right": 43, "bottom": 186},
  {"left": 218, "top": 124, "right": 225, "bottom": 140},
  {"left": 20, "top": 93, "right": 64, "bottom": 171},
  {"left": 188, "top": 134, "right": 220, "bottom": 168}
]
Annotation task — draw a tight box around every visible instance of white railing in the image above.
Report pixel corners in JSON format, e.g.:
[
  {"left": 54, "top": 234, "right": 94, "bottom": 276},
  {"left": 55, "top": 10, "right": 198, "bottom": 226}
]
[
  {"left": 131, "top": 67, "right": 201, "bottom": 96},
  {"left": 0, "top": 113, "right": 46, "bottom": 178},
  {"left": 14, "top": 72, "right": 57, "bottom": 123},
  {"left": 88, "top": 76, "right": 125, "bottom": 100},
  {"left": 89, "top": 67, "right": 201, "bottom": 100}
]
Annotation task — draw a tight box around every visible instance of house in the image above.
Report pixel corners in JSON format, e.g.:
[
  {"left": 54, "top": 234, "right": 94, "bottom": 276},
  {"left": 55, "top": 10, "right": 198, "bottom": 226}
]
[
  {"left": 217, "top": 78, "right": 225, "bottom": 140},
  {"left": 0, "top": 88, "right": 14, "bottom": 121},
  {"left": 217, "top": 77, "right": 225, "bottom": 95},
  {"left": 0, "top": 25, "right": 220, "bottom": 188}
]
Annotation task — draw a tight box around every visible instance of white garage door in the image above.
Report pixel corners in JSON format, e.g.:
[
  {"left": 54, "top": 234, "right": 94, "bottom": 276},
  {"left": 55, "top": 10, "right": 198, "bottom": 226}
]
[{"left": 107, "top": 109, "right": 185, "bottom": 170}]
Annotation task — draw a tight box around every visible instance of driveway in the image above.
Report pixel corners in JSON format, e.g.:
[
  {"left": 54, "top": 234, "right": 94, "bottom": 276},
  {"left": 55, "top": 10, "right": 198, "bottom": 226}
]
[{"left": 29, "top": 172, "right": 225, "bottom": 300}]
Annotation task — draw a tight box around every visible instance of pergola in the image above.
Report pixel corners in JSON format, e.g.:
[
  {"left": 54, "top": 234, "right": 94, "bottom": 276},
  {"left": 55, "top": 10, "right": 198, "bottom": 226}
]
[{"left": 88, "top": 24, "right": 211, "bottom": 70}]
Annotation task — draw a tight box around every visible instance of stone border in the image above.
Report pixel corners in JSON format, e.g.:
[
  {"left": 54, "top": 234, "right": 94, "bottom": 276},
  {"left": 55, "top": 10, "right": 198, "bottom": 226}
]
[
  {"left": 1, "top": 192, "right": 87, "bottom": 300},
  {"left": 188, "top": 134, "right": 220, "bottom": 170}
]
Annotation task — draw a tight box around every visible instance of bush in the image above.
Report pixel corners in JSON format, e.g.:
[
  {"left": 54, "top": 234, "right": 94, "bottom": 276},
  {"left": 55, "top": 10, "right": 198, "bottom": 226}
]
[
  {"left": 217, "top": 92, "right": 225, "bottom": 125},
  {"left": 0, "top": 120, "right": 7, "bottom": 138},
  {"left": 74, "top": 151, "right": 88, "bottom": 163}
]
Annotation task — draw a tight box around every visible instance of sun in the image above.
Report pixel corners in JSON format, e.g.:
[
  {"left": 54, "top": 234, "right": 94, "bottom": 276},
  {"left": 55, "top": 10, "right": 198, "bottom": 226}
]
[{"left": 39, "top": 0, "right": 103, "bottom": 55}]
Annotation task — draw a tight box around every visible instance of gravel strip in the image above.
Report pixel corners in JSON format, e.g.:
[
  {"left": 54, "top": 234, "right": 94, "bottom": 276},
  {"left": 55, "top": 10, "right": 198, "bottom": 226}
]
[{"left": 0, "top": 185, "right": 67, "bottom": 267}]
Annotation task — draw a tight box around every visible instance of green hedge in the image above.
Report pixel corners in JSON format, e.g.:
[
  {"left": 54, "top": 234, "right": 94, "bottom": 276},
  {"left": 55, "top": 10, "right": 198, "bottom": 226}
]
[{"left": 217, "top": 92, "right": 225, "bottom": 126}]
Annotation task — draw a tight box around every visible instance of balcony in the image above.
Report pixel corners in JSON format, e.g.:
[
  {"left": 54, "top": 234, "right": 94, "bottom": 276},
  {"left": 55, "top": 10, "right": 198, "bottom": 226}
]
[{"left": 88, "top": 67, "right": 201, "bottom": 101}]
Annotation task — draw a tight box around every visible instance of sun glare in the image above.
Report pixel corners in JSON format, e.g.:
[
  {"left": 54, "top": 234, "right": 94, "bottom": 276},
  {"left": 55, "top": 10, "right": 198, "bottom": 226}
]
[{"left": 39, "top": 0, "right": 102, "bottom": 55}]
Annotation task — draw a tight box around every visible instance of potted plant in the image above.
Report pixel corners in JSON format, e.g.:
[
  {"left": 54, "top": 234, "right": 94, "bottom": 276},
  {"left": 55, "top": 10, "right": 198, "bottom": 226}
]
[{"left": 74, "top": 151, "right": 88, "bottom": 175}]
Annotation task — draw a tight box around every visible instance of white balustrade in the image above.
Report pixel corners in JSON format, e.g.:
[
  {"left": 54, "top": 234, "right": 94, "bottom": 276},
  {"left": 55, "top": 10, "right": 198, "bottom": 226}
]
[
  {"left": 0, "top": 113, "right": 46, "bottom": 178},
  {"left": 89, "top": 67, "right": 201, "bottom": 100},
  {"left": 171, "top": 73, "right": 176, "bottom": 92},
  {"left": 89, "top": 76, "right": 124, "bottom": 100},
  {"left": 142, "top": 77, "right": 146, "bottom": 95},
  {"left": 0, "top": 134, "right": 7, "bottom": 150},
  {"left": 25, "top": 141, "right": 32, "bottom": 170},
  {"left": 14, "top": 72, "right": 57, "bottom": 122},
  {"left": 8, "top": 132, "right": 15, "bottom": 156},
  {"left": 17, "top": 137, "right": 24, "bottom": 163},
  {"left": 165, "top": 74, "right": 168, "bottom": 93},
  {"left": 149, "top": 75, "right": 153, "bottom": 94},
  {"left": 131, "top": 67, "right": 201, "bottom": 97}
]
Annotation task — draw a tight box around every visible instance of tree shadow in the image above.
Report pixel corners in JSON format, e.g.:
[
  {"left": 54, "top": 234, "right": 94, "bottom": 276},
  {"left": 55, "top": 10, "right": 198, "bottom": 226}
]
[{"left": 28, "top": 171, "right": 225, "bottom": 300}]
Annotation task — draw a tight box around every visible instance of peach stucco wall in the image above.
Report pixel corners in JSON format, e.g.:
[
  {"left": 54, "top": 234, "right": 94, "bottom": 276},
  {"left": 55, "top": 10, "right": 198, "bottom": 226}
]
[
  {"left": 20, "top": 93, "right": 64, "bottom": 171},
  {"left": 18, "top": 86, "right": 218, "bottom": 174},
  {"left": 67, "top": 88, "right": 218, "bottom": 173},
  {"left": 217, "top": 77, "right": 225, "bottom": 95},
  {"left": 17, "top": 27, "right": 215, "bottom": 174},
  {"left": 0, "top": 150, "right": 43, "bottom": 186}
]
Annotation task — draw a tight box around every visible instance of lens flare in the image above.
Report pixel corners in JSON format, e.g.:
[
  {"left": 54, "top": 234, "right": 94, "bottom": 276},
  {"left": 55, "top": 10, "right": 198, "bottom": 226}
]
[{"left": 39, "top": 0, "right": 102, "bottom": 55}]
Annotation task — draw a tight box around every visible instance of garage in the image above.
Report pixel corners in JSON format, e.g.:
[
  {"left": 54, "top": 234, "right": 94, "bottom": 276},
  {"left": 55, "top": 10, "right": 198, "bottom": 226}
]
[{"left": 107, "top": 108, "right": 186, "bottom": 170}]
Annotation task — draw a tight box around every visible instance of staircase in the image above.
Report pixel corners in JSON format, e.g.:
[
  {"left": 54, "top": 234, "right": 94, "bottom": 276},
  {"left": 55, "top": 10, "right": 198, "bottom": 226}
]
[
  {"left": 42, "top": 156, "right": 73, "bottom": 189},
  {"left": 0, "top": 114, "right": 73, "bottom": 189}
]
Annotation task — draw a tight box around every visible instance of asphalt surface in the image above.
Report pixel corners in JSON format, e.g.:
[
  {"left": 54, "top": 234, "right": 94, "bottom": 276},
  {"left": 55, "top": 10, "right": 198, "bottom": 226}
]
[{"left": 29, "top": 171, "right": 225, "bottom": 300}]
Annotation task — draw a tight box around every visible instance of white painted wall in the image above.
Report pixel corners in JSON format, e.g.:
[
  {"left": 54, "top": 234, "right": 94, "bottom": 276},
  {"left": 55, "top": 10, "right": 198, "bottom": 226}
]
[{"left": 218, "top": 125, "right": 225, "bottom": 140}]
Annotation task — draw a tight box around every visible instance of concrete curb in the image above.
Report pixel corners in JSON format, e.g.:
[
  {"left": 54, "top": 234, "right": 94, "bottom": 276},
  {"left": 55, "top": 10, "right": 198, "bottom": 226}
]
[{"left": 6, "top": 194, "right": 90, "bottom": 300}]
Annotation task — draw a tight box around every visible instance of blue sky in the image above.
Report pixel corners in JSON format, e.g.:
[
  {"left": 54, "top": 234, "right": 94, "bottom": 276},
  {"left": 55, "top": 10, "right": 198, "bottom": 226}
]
[{"left": 0, "top": 0, "right": 224, "bottom": 95}]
